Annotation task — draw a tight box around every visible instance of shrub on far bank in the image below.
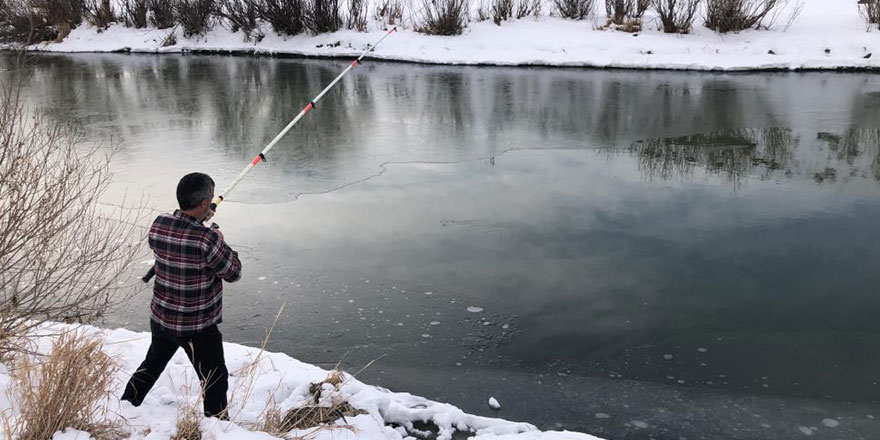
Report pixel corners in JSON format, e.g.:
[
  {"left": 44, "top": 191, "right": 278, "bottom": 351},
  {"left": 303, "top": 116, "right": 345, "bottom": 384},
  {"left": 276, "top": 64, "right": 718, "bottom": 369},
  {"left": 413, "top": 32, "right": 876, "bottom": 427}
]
[
  {"left": 416, "top": 0, "right": 469, "bottom": 35},
  {"left": 84, "top": 0, "right": 116, "bottom": 31},
  {"left": 175, "top": 0, "right": 216, "bottom": 36},
  {"left": 655, "top": 0, "right": 701, "bottom": 33},
  {"left": 121, "top": 0, "right": 148, "bottom": 28},
  {"left": 149, "top": 0, "right": 176, "bottom": 28},
  {"left": 374, "top": 0, "right": 404, "bottom": 26},
  {"left": 307, "top": 0, "right": 341, "bottom": 33},
  {"left": 30, "top": 0, "right": 86, "bottom": 40},
  {"left": 490, "top": 0, "right": 540, "bottom": 25},
  {"left": 605, "top": 0, "right": 649, "bottom": 24},
  {"left": 346, "top": 0, "right": 368, "bottom": 31},
  {"left": 551, "top": 0, "right": 594, "bottom": 19},
  {"left": 860, "top": 0, "right": 880, "bottom": 29},
  {"left": 259, "top": 0, "right": 308, "bottom": 35},
  {"left": 704, "top": 0, "right": 782, "bottom": 33},
  {"left": 218, "top": 0, "right": 263, "bottom": 40}
]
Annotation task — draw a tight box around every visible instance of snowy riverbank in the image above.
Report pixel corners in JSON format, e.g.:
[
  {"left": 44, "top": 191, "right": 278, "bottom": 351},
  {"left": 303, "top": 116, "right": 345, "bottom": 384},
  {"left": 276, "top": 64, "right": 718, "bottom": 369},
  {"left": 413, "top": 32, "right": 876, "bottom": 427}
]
[
  {"left": 22, "top": 0, "right": 880, "bottom": 71},
  {"left": 0, "top": 324, "right": 601, "bottom": 440}
]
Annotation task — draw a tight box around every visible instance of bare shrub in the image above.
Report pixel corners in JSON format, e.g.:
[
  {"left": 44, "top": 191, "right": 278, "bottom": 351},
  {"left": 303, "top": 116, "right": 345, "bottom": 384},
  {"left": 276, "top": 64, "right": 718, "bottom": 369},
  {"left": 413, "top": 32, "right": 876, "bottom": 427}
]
[
  {"left": 654, "top": 0, "right": 700, "bottom": 33},
  {"left": 704, "top": 0, "right": 783, "bottom": 33},
  {"left": 605, "top": 0, "right": 648, "bottom": 23},
  {"left": 0, "top": 64, "right": 143, "bottom": 355},
  {"left": 29, "top": 0, "right": 86, "bottom": 40},
  {"left": 489, "top": 0, "right": 539, "bottom": 24},
  {"left": 6, "top": 331, "right": 123, "bottom": 440},
  {"left": 149, "top": 0, "right": 176, "bottom": 29},
  {"left": 860, "top": 0, "right": 880, "bottom": 29},
  {"left": 374, "top": 0, "right": 404, "bottom": 25},
  {"left": 415, "top": 0, "right": 468, "bottom": 35},
  {"left": 259, "top": 0, "right": 308, "bottom": 35},
  {"left": 0, "top": 0, "right": 51, "bottom": 44},
  {"left": 218, "top": 0, "right": 262, "bottom": 40},
  {"left": 84, "top": 0, "right": 116, "bottom": 31},
  {"left": 346, "top": 0, "right": 368, "bottom": 31},
  {"left": 551, "top": 0, "right": 594, "bottom": 19},
  {"left": 307, "top": 0, "right": 341, "bottom": 33},
  {"left": 175, "top": 0, "right": 215, "bottom": 37},
  {"left": 121, "top": 0, "right": 149, "bottom": 28}
]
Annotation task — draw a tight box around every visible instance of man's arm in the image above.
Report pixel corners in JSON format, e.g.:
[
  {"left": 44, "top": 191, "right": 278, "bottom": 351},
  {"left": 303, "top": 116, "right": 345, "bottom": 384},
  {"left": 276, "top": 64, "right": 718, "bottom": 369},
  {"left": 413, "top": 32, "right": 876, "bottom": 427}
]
[{"left": 204, "top": 229, "right": 242, "bottom": 282}]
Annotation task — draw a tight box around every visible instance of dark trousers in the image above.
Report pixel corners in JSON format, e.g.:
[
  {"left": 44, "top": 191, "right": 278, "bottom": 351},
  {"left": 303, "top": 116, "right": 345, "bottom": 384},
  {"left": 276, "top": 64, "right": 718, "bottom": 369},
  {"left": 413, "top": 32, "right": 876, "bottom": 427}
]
[{"left": 121, "top": 324, "right": 229, "bottom": 418}]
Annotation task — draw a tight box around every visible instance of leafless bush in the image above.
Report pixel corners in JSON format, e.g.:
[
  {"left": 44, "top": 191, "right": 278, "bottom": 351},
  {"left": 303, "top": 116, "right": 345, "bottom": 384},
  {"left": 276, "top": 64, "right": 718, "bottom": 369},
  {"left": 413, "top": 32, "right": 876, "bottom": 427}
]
[
  {"left": 149, "top": 0, "right": 176, "bottom": 28},
  {"left": 84, "top": 0, "right": 116, "bottom": 31},
  {"left": 307, "top": 0, "right": 341, "bottom": 33},
  {"left": 415, "top": 0, "right": 468, "bottom": 35},
  {"left": 704, "top": 0, "right": 783, "bottom": 33},
  {"left": 374, "top": 0, "right": 404, "bottom": 25},
  {"left": 121, "top": 0, "right": 148, "bottom": 28},
  {"left": 0, "top": 66, "right": 143, "bottom": 356},
  {"left": 29, "top": 0, "right": 86, "bottom": 40},
  {"left": 490, "top": 0, "right": 541, "bottom": 24},
  {"left": 0, "top": 0, "right": 46, "bottom": 43},
  {"left": 551, "top": 0, "right": 594, "bottom": 19},
  {"left": 346, "top": 0, "right": 368, "bottom": 31},
  {"left": 6, "top": 331, "right": 124, "bottom": 440},
  {"left": 654, "top": 0, "right": 700, "bottom": 33},
  {"left": 860, "top": 0, "right": 880, "bottom": 29},
  {"left": 259, "top": 0, "right": 308, "bottom": 35},
  {"left": 604, "top": 0, "right": 648, "bottom": 24},
  {"left": 218, "top": 0, "right": 262, "bottom": 40},
  {"left": 175, "top": 0, "right": 215, "bottom": 37}
]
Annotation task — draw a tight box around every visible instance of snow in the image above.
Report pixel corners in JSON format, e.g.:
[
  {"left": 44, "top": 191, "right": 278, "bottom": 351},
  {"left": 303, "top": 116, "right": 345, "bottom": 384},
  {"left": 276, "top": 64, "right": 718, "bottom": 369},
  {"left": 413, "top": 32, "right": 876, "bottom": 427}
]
[
  {"left": 488, "top": 397, "right": 501, "bottom": 410},
  {"left": 0, "top": 323, "right": 604, "bottom": 440},
  {"left": 19, "top": 0, "right": 880, "bottom": 71}
]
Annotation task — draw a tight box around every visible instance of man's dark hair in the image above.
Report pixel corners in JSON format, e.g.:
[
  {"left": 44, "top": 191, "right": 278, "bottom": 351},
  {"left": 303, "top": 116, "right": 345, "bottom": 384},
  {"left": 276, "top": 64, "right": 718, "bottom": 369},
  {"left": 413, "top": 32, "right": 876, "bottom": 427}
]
[{"left": 177, "top": 172, "right": 215, "bottom": 210}]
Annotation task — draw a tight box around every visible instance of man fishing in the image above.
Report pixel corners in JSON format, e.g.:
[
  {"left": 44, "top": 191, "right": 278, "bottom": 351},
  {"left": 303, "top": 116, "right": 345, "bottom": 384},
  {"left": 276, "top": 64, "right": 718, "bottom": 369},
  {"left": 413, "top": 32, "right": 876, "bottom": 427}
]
[{"left": 122, "top": 172, "right": 242, "bottom": 419}]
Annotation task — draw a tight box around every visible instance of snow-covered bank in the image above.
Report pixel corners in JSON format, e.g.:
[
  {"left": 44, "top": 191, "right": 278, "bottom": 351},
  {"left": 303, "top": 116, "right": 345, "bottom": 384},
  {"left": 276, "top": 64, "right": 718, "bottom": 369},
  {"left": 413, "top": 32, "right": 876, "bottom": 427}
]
[
  {"left": 21, "top": 0, "right": 880, "bottom": 71},
  {"left": 0, "top": 324, "right": 601, "bottom": 440}
]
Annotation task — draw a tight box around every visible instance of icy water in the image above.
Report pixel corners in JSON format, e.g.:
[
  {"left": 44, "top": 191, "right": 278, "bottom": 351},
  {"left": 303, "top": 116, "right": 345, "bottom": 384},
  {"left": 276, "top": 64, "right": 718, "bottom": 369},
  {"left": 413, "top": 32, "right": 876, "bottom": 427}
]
[{"left": 6, "top": 53, "right": 880, "bottom": 440}]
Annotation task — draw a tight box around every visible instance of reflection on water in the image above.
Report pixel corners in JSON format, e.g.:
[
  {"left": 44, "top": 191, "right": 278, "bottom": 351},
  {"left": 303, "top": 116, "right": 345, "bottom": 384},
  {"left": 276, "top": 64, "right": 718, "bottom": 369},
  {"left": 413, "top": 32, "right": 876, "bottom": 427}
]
[{"left": 5, "top": 53, "right": 880, "bottom": 440}]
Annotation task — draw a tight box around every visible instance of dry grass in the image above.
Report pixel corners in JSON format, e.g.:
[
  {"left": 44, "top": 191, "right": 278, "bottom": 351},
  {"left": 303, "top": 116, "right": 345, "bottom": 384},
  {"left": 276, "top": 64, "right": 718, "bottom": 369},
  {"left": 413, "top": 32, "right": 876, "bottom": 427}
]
[
  {"left": 171, "top": 406, "right": 203, "bottom": 440},
  {"left": 5, "top": 330, "right": 124, "bottom": 440}
]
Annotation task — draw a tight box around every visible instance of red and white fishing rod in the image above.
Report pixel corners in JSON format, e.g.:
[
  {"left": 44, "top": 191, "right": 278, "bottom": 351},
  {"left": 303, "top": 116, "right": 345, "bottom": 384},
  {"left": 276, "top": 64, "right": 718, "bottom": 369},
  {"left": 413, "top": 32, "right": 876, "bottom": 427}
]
[
  {"left": 143, "top": 28, "right": 397, "bottom": 283},
  {"left": 210, "top": 26, "right": 398, "bottom": 212}
]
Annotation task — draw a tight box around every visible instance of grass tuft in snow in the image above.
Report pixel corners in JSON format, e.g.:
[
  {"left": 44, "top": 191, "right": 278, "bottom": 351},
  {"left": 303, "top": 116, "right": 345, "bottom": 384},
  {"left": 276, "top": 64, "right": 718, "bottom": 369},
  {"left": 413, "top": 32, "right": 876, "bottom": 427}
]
[{"left": 5, "top": 330, "right": 124, "bottom": 440}]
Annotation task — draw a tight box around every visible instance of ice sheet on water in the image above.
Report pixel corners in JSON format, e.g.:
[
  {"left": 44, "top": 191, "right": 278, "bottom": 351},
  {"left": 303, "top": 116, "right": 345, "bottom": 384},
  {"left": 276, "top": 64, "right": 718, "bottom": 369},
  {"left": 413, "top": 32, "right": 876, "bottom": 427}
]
[{"left": 467, "top": 306, "right": 484, "bottom": 313}]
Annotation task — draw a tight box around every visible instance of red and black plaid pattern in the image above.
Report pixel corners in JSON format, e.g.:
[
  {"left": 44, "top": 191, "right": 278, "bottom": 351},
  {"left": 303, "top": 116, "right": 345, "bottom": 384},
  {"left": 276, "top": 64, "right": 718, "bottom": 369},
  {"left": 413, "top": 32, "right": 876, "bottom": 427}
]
[{"left": 149, "top": 210, "right": 241, "bottom": 336}]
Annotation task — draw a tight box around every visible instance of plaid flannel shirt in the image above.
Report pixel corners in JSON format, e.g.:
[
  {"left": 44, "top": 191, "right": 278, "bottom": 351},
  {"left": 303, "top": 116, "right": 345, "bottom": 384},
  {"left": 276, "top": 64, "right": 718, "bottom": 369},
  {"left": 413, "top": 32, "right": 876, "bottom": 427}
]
[{"left": 149, "top": 210, "right": 242, "bottom": 337}]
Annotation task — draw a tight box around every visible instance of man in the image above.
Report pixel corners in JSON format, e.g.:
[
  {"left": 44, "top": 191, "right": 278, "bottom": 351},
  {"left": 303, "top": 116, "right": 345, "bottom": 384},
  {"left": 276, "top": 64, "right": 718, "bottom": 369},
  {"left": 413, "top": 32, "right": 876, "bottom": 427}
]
[{"left": 122, "top": 172, "right": 242, "bottom": 419}]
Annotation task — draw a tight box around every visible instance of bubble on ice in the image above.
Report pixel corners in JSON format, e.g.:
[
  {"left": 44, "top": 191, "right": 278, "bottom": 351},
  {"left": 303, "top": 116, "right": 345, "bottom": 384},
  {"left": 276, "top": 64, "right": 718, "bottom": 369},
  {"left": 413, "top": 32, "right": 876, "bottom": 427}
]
[
  {"left": 595, "top": 413, "right": 610, "bottom": 419},
  {"left": 488, "top": 397, "right": 501, "bottom": 410},
  {"left": 798, "top": 426, "right": 814, "bottom": 436},
  {"left": 631, "top": 421, "right": 649, "bottom": 429},
  {"left": 467, "top": 307, "right": 484, "bottom": 313},
  {"left": 257, "top": 276, "right": 266, "bottom": 281},
  {"left": 421, "top": 334, "right": 432, "bottom": 338},
  {"left": 424, "top": 291, "right": 433, "bottom": 295},
  {"left": 430, "top": 321, "right": 441, "bottom": 326},
  {"left": 821, "top": 418, "right": 839, "bottom": 428},
  {"left": 697, "top": 347, "right": 708, "bottom": 353},
  {"left": 663, "top": 354, "right": 674, "bottom": 360}
]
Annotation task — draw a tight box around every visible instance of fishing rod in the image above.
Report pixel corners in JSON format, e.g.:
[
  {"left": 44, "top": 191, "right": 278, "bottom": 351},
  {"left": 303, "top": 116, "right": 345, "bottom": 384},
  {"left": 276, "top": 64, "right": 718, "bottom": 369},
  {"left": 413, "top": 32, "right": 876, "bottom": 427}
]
[{"left": 143, "top": 27, "right": 398, "bottom": 283}]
